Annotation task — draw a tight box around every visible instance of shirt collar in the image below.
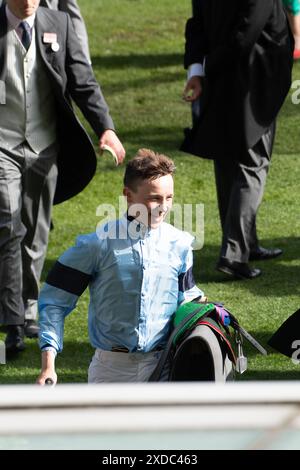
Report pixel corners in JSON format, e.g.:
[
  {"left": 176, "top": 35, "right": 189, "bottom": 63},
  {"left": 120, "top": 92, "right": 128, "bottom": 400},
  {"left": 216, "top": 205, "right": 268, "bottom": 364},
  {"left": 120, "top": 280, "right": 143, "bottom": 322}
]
[
  {"left": 123, "top": 212, "right": 160, "bottom": 240},
  {"left": 6, "top": 4, "right": 36, "bottom": 30}
]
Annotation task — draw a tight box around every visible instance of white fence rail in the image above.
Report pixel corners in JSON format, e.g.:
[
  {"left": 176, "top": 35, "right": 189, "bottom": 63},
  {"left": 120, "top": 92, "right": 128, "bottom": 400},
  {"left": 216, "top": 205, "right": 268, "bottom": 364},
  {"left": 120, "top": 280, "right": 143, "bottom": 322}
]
[{"left": 0, "top": 382, "right": 300, "bottom": 449}]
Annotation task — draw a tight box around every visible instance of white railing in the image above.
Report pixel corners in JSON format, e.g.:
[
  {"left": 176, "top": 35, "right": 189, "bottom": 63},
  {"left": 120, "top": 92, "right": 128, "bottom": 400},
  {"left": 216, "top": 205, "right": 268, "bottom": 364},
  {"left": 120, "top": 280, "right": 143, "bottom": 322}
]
[{"left": 0, "top": 382, "right": 300, "bottom": 449}]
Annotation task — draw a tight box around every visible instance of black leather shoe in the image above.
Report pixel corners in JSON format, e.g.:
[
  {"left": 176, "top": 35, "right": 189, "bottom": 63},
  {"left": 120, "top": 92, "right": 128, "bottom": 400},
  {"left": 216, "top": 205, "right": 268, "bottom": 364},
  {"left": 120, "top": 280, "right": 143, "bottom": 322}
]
[
  {"left": 24, "top": 320, "right": 39, "bottom": 338},
  {"left": 216, "top": 258, "right": 262, "bottom": 279},
  {"left": 249, "top": 246, "right": 283, "bottom": 261},
  {"left": 5, "top": 325, "right": 25, "bottom": 354}
]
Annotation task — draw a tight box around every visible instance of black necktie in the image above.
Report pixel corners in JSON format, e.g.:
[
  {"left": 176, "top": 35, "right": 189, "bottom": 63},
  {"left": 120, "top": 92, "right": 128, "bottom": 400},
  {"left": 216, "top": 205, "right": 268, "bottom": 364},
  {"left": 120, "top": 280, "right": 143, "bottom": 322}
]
[{"left": 19, "top": 21, "right": 32, "bottom": 51}]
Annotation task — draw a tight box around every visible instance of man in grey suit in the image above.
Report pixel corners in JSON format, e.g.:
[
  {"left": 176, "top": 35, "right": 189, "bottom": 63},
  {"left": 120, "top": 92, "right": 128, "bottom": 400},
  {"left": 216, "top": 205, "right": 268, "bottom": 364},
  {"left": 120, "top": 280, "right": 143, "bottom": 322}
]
[
  {"left": 40, "top": 0, "right": 91, "bottom": 63},
  {"left": 0, "top": 0, "right": 125, "bottom": 355}
]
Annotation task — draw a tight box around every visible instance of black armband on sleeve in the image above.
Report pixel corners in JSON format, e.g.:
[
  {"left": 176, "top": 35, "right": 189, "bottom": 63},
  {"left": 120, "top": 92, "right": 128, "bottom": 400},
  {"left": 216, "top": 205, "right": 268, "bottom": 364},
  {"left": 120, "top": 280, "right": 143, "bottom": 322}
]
[
  {"left": 46, "top": 261, "right": 92, "bottom": 296},
  {"left": 178, "top": 267, "right": 196, "bottom": 292}
]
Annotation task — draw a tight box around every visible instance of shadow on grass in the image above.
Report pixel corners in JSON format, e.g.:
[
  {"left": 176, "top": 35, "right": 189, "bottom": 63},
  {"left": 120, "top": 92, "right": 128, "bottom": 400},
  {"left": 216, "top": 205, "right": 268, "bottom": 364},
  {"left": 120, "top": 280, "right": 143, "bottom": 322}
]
[
  {"left": 92, "top": 53, "right": 184, "bottom": 94},
  {"left": 90, "top": 126, "right": 186, "bottom": 167},
  {"left": 91, "top": 53, "right": 182, "bottom": 70},
  {"left": 103, "top": 71, "right": 182, "bottom": 95},
  {"left": 193, "top": 236, "right": 300, "bottom": 297},
  {"left": 82, "top": 125, "right": 186, "bottom": 166},
  {"left": 120, "top": 126, "right": 184, "bottom": 153},
  {"left": 237, "top": 370, "right": 300, "bottom": 380}
]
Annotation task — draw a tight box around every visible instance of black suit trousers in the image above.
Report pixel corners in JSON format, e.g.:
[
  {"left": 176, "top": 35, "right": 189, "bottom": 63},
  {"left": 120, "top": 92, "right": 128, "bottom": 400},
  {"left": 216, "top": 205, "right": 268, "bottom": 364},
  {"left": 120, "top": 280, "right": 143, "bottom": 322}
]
[{"left": 214, "top": 124, "right": 276, "bottom": 264}]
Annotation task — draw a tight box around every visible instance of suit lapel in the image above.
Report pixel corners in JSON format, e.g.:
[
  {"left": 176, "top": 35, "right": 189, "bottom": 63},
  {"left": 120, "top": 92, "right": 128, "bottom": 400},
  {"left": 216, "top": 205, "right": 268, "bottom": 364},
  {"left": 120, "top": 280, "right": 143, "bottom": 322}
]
[{"left": 35, "top": 7, "right": 63, "bottom": 85}]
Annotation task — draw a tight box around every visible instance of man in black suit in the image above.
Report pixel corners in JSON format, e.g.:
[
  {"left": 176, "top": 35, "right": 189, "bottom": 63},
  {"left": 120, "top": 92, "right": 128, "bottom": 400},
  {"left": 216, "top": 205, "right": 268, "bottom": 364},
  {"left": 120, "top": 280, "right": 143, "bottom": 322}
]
[
  {"left": 0, "top": 0, "right": 125, "bottom": 354},
  {"left": 182, "top": 0, "right": 293, "bottom": 279}
]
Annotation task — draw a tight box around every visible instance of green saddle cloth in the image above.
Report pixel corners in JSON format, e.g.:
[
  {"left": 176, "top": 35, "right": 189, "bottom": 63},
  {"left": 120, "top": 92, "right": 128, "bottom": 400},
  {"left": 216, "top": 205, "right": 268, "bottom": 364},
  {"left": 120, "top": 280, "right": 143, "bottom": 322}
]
[{"left": 172, "top": 302, "right": 216, "bottom": 346}]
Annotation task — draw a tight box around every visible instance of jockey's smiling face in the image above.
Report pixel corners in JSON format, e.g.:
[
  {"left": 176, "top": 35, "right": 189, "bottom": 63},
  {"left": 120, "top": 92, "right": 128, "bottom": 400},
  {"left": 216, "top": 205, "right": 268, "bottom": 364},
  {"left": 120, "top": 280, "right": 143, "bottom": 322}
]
[{"left": 124, "top": 174, "right": 174, "bottom": 229}]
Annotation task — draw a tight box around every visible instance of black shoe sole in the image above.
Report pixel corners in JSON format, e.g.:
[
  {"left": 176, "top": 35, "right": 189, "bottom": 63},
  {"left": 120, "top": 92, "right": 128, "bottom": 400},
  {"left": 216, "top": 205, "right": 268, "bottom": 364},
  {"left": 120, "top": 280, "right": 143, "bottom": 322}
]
[
  {"left": 24, "top": 331, "right": 39, "bottom": 339},
  {"left": 217, "top": 264, "right": 247, "bottom": 280}
]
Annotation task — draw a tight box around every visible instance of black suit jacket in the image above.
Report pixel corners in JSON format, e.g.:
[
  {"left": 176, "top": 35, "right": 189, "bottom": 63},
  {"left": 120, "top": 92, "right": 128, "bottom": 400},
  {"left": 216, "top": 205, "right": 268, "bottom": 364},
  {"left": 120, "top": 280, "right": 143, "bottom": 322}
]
[
  {"left": 181, "top": 0, "right": 294, "bottom": 161},
  {"left": 0, "top": 3, "right": 114, "bottom": 203}
]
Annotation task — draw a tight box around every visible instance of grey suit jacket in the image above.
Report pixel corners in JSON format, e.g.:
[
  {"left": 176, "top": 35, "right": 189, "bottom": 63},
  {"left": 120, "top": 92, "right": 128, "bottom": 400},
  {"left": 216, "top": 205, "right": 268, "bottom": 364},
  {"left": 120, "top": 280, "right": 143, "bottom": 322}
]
[
  {"left": 39, "top": 0, "right": 90, "bottom": 62},
  {"left": 0, "top": 3, "right": 113, "bottom": 203}
]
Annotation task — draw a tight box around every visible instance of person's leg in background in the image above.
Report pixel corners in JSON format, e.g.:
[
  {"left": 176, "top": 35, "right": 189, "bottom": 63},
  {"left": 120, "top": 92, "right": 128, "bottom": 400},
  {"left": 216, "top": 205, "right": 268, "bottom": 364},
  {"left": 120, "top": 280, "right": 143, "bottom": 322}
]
[
  {"left": 283, "top": 0, "right": 300, "bottom": 59},
  {"left": 58, "top": 0, "right": 91, "bottom": 63},
  {"left": 215, "top": 125, "right": 280, "bottom": 279}
]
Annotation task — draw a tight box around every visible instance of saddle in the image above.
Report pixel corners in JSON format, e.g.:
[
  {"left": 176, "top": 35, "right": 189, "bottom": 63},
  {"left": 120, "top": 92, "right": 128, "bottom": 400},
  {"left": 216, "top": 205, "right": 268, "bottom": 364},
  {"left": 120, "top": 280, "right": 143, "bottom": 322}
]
[{"left": 149, "top": 302, "right": 267, "bottom": 382}]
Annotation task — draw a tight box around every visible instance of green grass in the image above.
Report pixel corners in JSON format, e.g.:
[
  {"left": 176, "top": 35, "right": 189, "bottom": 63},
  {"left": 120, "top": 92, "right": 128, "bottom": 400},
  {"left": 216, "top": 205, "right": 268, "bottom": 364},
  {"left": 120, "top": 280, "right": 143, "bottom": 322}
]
[{"left": 1, "top": 0, "right": 300, "bottom": 383}]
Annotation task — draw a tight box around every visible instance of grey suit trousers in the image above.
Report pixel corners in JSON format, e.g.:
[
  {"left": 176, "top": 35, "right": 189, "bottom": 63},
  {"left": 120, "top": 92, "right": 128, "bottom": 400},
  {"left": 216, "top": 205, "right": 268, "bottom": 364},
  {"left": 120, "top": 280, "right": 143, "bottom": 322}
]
[
  {"left": 214, "top": 125, "right": 275, "bottom": 264},
  {"left": 0, "top": 142, "right": 57, "bottom": 325}
]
